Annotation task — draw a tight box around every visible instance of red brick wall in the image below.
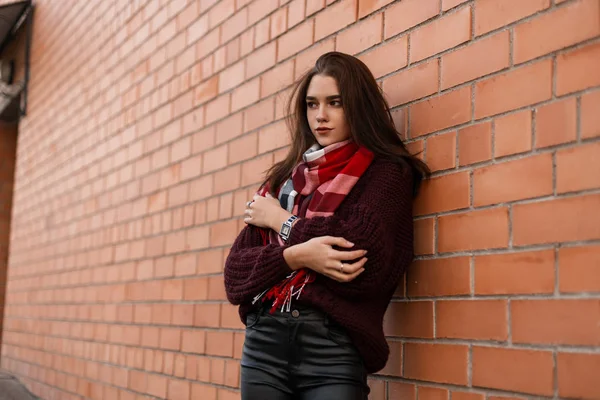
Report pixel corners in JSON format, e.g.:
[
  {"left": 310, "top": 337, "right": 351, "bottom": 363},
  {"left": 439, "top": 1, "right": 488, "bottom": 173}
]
[
  {"left": 1, "top": 0, "right": 599, "bottom": 399},
  {"left": 0, "top": 122, "right": 17, "bottom": 351}
]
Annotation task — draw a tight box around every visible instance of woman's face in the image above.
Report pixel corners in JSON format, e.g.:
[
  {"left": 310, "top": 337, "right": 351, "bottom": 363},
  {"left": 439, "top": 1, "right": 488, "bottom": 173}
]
[{"left": 305, "top": 74, "right": 351, "bottom": 147}]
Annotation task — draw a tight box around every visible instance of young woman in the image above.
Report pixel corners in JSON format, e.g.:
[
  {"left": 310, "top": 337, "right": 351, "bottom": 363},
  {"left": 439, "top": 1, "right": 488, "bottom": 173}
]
[{"left": 224, "top": 52, "right": 429, "bottom": 399}]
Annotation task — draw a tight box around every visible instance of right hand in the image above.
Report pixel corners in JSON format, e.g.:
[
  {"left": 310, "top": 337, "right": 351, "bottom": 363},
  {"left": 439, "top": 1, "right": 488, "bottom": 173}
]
[{"left": 284, "top": 236, "right": 368, "bottom": 282}]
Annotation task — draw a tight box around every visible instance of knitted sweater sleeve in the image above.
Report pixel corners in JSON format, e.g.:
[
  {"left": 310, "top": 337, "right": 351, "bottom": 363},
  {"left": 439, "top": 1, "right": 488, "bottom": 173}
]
[
  {"left": 223, "top": 224, "right": 293, "bottom": 305},
  {"left": 287, "top": 161, "right": 414, "bottom": 299}
]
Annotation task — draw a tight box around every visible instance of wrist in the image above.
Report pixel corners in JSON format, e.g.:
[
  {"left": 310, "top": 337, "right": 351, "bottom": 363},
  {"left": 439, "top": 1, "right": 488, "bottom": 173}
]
[
  {"left": 283, "top": 244, "right": 304, "bottom": 271},
  {"left": 271, "top": 209, "right": 292, "bottom": 232}
]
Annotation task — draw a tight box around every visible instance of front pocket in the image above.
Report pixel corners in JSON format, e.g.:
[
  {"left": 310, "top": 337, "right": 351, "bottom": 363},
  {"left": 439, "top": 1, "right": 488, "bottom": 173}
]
[
  {"left": 326, "top": 320, "right": 353, "bottom": 346},
  {"left": 245, "top": 311, "right": 260, "bottom": 329}
]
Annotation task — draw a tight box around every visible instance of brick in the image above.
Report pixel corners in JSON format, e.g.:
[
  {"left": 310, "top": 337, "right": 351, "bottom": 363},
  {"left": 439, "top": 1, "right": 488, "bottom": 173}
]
[
  {"left": 438, "top": 207, "right": 509, "bottom": 252},
  {"left": 436, "top": 300, "right": 508, "bottom": 340},
  {"left": 244, "top": 98, "right": 275, "bottom": 132},
  {"left": 295, "top": 38, "right": 335, "bottom": 79},
  {"left": 249, "top": 0, "right": 279, "bottom": 25},
  {"left": 410, "top": 87, "right": 472, "bottom": 137},
  {"left": 228, "top": 133, "right": 258, "bottom": 164},
  {"left": 314, "top": 0, "right": 357, "bottom": 41},
  {"left": 288, "top": 0, "right": 305, "bottom": 28},
  {"left": 231, "top": 78, "right": 260, "bottom": 112},
  {"left": 389, "top": 382, "right": 416, "bottom": 400},
  {"left": 383, "top": 301, "right": 434, "bottom": 338},
  {"left": 472, "top": 154, "right": 553, "bottom": 206},
  {"left": 418, "top": 387, "right": 448, "bottom": 400},
  {"left": 472, "top": 346, "right": 554, "bottom": 396},
  {"left": 205, "top": 95, "right": 232, "bottom": 125},
  {"left": 359, "top": 36, "right": 408, "bottom": 79},
  {"left": 306, "top": 0, "right": 324, "bottom": 16},
  {"left": 196, "top": 29, "right": 220, "bottom": 59},
  {"left": 512, "top": 300, "right": 600, "bottom": 346},
  {"left": 475, "top": 59, "right": 552, "bottom": 118},
  {"left": 557, "top": 352, "right": 600, "bottom": 400},
  {"left": 270, "top": 7, "right": 288, "bottom": 39},
  {"left": 384, "top": 0, "right": 439, "bottom": 39},
  {"left": 261, "top": 59, "right": 295, "bottom": 97},
  {"left": 219, "top": 61, "right": 245, "bottom": 93},
  {"left": 475, "top": 250, "right": 555, "bottom": 295},
  {"left": 442, "top": 0, "right": 469, "bottom": 11},
  {"left": 202, "top": 145, "right": 228, "bottom": 173},
  {"left": 191, "top": 383, "right": 217, "bottom": 400},
  {"left": 167, "top": 379, "right": 190, "bottom": 400},
  {"left": 209, "top": 219, "right": 239, "bottom": 247},
  {"left": 535, "top": 97, "right": 577, "bottom": 148},
  {"left": 451, "top": 392, "right": 484, "bottom": 400},
  {"left": 277, "top": 19, "right": 314, "bottom": 62},
  {"left": 458, "top": 121, "right": 492, "bottom": 166},
  {"left": 514, "top": 0, "right": 600, "bottom": 64},
  {"left": 194, "top": 304, "right": 221, "bottom": 328},
  {"left": 441, "top": 31, "right": 510, "bottom": 89},
  {"left": 254, "top": 19, "right": 270, "bottom": 48},
  {"left": 379, "top": 341, "right": 403, "bottom": 376},
  {"left": 383, "top": 59, "right": 439, "bottom": 107},
  {"left": 205, "top": 331, "right": 234, "bottom": 357},
  {"left": 559, "top": 245, "right": 600, "bottom": 293},
  {"left": 209, "top": 0, "right": 235, "bottom": 29},
  {"left": 406, "top": 257, "right": 471, "bottom": 297},
  {"left": 336, "top": 13, "right": 382, "bottom": 55},
  {"left": 556, "top": 41, "right": 600, "bottom": 96},
  {"left": 213, "top": 165, "right": 242, "bottom": 194},
  {"left": 241, "top": 153, "right": 273, "bottom": 186},
  {"left": 581, "top": 90, "right": 600, "bottom": 139},
  {"left": 513, "top": 194, "right": 600, "bottom": 246},
  {"left": 425, "top": 132, "right": 456, "bottom": 172},
  {"left": 222, "top": 9, "right": 249, "bottom": 43},
  {"left": 246, "top": 42, "right": 277, "bottom": 79},
  {"left": 474, "top": 0, "right": 550, "bottom": 36},
  {"left": 410, "top": 6, "right": 471, "bottom": 63},
  {"left": 557, "top": 141, "right": 600, "bottom": 193},
  {"left": 404, "top": 343, "right": 468, "bottom": 385},
  {"left": 494, "top": 110, "right": 532, "bottom": 157},
  {"left": 216, "top": 113, "right": 244, "bottom": 144},
  {"left": 414, "top": 218, "right": 434, "bottom": 255},
  {"left": 258, "top": 120, "right": 289, "bottom": 153},
  {"left": 414, "top": 172, "right": 469, "bottom": 216}
]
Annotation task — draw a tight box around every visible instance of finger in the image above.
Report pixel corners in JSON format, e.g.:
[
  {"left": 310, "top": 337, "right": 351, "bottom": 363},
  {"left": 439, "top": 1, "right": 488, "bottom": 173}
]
[
  {"left": 336, "top": 257, "right": 368, "bottom": 275},
  {"left": 334, "top": 249, "right": 368, "bottom": 261},
  {"left": 253, "top": 194, "right": 261, "bottom": 201},
  {"left": 265, "top": 192, "right": 273, "bottom": 198},
  {"left": 322, "top": 236, "right": 354, "bottom": 248},
  {"left": 330, "top": 267, "right": 365, "bottom": 283}
]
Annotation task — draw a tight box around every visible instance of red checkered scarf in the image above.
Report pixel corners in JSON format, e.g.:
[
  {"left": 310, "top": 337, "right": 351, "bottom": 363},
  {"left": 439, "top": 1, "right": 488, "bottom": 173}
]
[{"left": 252, "top": 139, "right": 374, "bottom": 312}]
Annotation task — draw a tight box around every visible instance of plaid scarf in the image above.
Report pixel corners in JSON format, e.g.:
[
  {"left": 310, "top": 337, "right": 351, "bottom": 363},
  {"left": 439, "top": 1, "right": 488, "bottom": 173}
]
[{"left": 252, "top": 139, "right": 374, "bottom": 312}]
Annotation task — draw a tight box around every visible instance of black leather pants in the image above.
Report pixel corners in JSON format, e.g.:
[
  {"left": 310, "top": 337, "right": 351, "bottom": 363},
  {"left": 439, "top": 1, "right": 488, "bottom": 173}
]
[{"left": 240, "top": 305, "right": 369, "bottom": 400}]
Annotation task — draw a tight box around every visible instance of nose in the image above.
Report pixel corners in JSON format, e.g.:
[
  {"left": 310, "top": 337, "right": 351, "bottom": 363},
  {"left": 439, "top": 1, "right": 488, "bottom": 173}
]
[{"left": 316, "top": 104, "right": 328, "bottom": 122}]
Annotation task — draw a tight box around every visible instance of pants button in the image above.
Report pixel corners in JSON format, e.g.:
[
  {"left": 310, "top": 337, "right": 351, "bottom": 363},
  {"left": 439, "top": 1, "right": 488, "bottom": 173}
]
[{"left": 291, "top": 309, "right": 300, "bottom": 318}]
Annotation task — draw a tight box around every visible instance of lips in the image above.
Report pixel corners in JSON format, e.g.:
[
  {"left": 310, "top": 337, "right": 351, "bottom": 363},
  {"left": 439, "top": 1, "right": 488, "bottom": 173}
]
[{"left": 315, "top": 127, "right": 332, "bottom": 133}]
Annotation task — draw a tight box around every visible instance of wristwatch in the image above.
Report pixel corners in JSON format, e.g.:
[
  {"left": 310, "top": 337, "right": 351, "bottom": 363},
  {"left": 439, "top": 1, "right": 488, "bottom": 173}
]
[{"left": 279, "top": 215, "right": 298, "bottom": 242}]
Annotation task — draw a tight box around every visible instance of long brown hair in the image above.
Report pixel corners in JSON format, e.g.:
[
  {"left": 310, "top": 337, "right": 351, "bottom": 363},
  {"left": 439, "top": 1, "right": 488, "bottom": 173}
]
[{"left": 264, "top": 51, "right": 430, "bottom": 195}]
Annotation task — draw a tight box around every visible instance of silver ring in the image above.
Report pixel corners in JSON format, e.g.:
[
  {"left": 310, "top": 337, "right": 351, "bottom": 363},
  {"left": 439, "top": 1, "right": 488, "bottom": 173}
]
[
  {"left": 339, "top": 263, "right": 345, "bottom": 273},
  {"left": 246, "top": 200, "right": 253, "bottom": 207}
]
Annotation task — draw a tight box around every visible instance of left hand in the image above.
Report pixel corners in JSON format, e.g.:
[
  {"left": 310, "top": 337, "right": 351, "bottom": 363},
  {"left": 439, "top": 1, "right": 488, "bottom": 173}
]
[{"left": 244, "top": 193, "right": 291, "bottom": 230}]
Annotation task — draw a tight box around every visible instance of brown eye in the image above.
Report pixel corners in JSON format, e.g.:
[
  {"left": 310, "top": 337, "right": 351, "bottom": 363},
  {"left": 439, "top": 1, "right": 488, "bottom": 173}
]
[{"left": 307, "top": 102, "right": 318, "bottom": 109}]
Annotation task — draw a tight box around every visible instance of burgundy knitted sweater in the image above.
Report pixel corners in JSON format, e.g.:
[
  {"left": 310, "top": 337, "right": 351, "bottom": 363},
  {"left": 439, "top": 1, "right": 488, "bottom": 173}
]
[{"left": 223, "top": 158, "right": 415, "bottom": 373}]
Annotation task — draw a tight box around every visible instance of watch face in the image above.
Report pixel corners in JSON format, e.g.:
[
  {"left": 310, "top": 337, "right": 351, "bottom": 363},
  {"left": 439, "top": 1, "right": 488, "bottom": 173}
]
[{"left": 281, "top": 225, "right": 290, "bottom": 235}]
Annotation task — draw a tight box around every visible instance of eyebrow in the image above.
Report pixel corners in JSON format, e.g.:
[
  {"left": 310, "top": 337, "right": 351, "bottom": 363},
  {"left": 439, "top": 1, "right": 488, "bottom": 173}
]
[{"left": 305, "top": 95, "right": 341, "bottom": 101}]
